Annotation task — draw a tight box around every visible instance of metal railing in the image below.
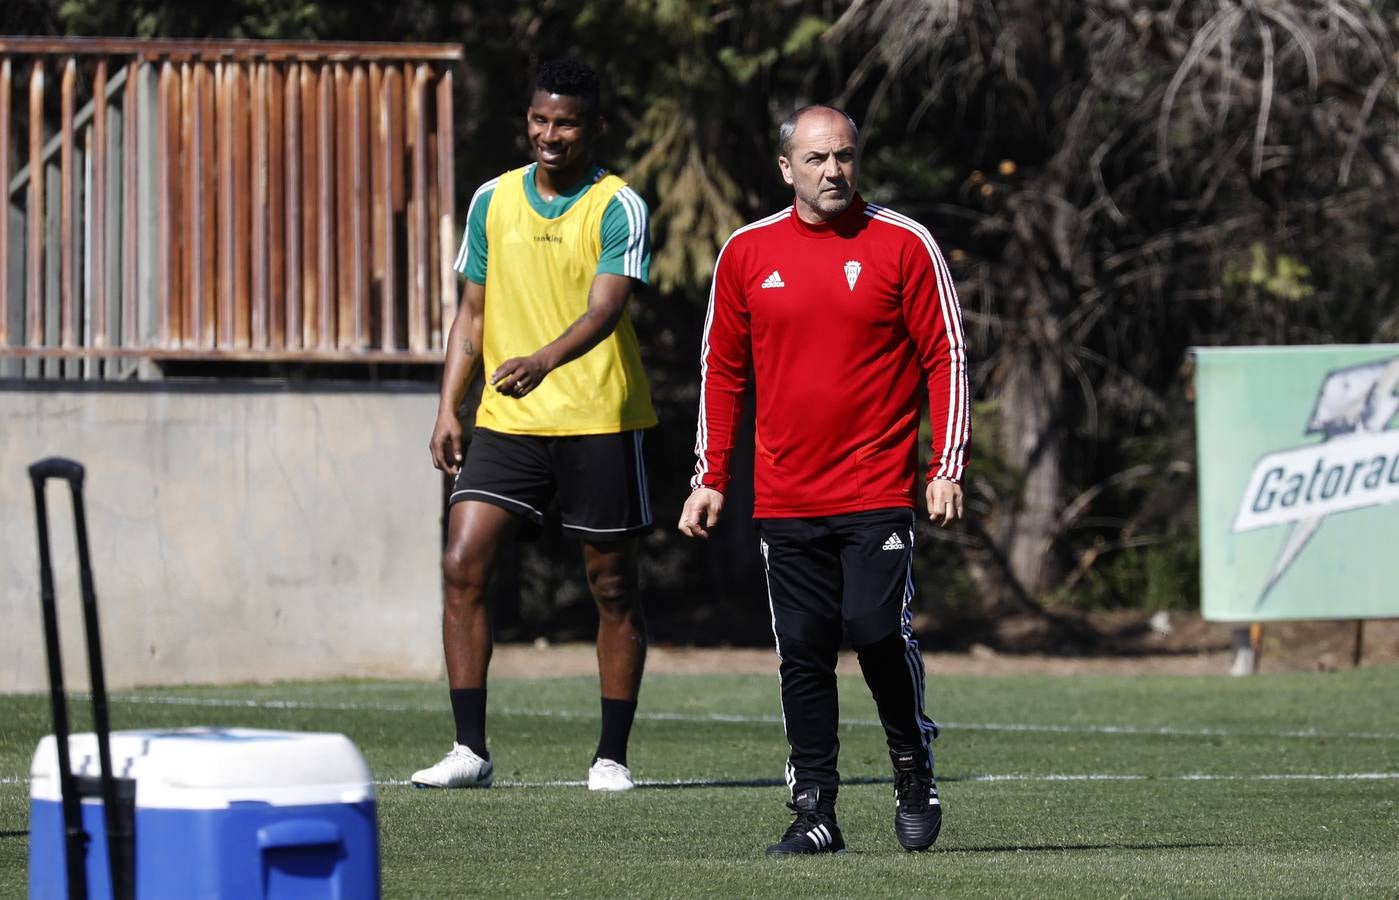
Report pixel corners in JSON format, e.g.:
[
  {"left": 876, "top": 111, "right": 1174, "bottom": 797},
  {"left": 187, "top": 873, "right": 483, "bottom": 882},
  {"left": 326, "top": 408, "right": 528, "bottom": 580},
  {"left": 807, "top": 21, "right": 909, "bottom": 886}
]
[{"left": 1, "top": 37, "right": 462, "bottom": 378}]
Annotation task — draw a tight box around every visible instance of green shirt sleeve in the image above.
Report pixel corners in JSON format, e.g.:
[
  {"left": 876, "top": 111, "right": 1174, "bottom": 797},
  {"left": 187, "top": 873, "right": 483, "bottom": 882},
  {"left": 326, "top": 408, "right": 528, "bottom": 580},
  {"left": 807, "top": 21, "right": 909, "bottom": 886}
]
[
  {"left": 597, "top": 187, "right": 651, "bottom": 284},
  {"left": 453, "top": 178, "right": 497, "bottom": 285}
]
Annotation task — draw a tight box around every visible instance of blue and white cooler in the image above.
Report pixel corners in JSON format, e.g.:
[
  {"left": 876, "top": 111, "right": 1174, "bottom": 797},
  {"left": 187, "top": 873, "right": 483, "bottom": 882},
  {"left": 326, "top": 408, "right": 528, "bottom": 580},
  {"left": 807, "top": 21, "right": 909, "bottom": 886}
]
[{"left": 29, "top": 727, "right": 380, "bottom": 899}]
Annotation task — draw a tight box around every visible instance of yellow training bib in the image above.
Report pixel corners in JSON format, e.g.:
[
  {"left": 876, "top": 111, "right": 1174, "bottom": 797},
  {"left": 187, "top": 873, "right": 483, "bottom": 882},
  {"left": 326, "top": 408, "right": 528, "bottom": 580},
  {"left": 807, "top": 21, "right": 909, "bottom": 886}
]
[{"left": 478, "top": 167, "right": 657, "bottom": 436}]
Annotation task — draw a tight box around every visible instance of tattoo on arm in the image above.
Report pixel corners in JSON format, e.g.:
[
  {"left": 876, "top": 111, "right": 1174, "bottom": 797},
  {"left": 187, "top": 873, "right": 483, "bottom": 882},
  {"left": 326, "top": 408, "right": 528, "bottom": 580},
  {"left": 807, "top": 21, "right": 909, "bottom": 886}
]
[
  {"left": 462, "top": 337, "right": 476, "bottom": 357},
  {"left": 556, "top": 307, "right": 597, "bottom": 344}
]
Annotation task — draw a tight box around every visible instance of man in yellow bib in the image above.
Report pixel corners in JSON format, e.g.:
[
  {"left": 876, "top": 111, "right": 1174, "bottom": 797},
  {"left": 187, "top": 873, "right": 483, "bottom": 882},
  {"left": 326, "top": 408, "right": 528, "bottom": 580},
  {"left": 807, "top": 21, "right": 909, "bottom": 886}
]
[{"left": 415, "top": 58, "right": 655, "bottom": 792}]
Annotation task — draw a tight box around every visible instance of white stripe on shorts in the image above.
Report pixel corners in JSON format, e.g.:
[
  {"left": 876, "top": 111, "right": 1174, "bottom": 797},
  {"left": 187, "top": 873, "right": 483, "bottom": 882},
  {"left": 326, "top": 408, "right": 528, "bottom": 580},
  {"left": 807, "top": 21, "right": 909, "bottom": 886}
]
[{"left": 450, "top": 489, "right": 543, "bottom": 518}]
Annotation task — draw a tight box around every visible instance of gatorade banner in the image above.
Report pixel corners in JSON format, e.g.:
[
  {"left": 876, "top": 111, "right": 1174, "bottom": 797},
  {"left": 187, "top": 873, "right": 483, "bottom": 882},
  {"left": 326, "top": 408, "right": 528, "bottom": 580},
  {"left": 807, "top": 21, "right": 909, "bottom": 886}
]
[{"left": 1194, "top": 345, "right": 1399, "bottom": 621}]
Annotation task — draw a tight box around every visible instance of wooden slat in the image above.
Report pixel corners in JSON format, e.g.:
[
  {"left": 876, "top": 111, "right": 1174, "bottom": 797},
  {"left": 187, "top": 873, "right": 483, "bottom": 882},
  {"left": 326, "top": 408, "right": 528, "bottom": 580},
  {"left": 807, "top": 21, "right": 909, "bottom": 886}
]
[
  {"left": 368, "top": 62, "right": 385, "bottom": 348},
  {"left": 335, "top": 63, "right": 352, "bottom": 349},
  {"left": 217, "top": 62, "right": 234, "bottom": 347},
  {"left": 380, "top": 65, "right": 402, "bottom": 350},
  {"left": 250, "top": 63, "right": 268, "bottom": 349},
  {"left": 4, "top": 344, "right": 448, "bottom": 363},
  {"left": 406, "top": 63, "right": 429, "bottom": 352},
  {"left": 436, "top": 67, "right": 456, "bottom": 350},
  {"left": 299, "top": 63, "right": 319, "bottom": 349},
  {"left": 427, "top": 128, "right": 440, "bottom": 350},
  {"left": 200, "top": 62, "right": 216, "bottom": 349},
  {"left": 232, "top": 62, "right": 250, "bottom": 348},
  {"left": 91, "top": 60, "right": 108, "bottom": 348},
  {"left": 181, "top": 63, "right": 195, "bottom": 346},
  {"left": 28, "top": 60, "right": 45, "bottom": 348},
  {"left": 123, "top": 61, "right": 138, "bottom": 347},
  {"left": 0, "top": 36, "right": 464, "bottom": 63},
  {"left": 181, "top": 63, "right": 198, "bottom": 347},
  {"left": 388, "top": 66, "right": 405, "bottom": 209},
  {"left": 403, "top": 67, "right": 417, "bottom": 352},
  {"left": 267, "top": 63, "right": 285, "bottom": 350},
  {"left": 250, "top": 63, "right": 266, "bottom": 348},
  {"left": 284, "top": 63, "right": 303, "bottom": 350},
  {"left": 60, "top": 58, "right": 76, "bottom": 348},
  {"left": 168, "top": 61, "right": 186, "bottom": 346},
  {"left": 81, "top": 122, "right": 94, "bottom": 376},
  {"left": 2, "top": 43, "right": 460, "bottom": 368},
  {"left": 214, "top": 61, "right": 251, "bottom": 348},
  {"left": 0, "top": 59, "right": 11, "bottom": 347},
  {"left": 350, "top": 64, "right": 370, "bottom": 348},
  {"left": 157, "top": 61, "right": 177, "bottom": 345},
  {"left": 317, "top": 62, "right": 335, "bottom": 349}
]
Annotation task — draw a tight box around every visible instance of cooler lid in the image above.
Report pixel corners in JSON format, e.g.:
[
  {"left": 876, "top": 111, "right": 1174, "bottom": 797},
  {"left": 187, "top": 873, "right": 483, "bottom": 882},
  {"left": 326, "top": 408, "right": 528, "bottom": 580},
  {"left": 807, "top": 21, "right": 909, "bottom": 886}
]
[{"left": 30, "top": 728, "right": 374, "bottom": 809}]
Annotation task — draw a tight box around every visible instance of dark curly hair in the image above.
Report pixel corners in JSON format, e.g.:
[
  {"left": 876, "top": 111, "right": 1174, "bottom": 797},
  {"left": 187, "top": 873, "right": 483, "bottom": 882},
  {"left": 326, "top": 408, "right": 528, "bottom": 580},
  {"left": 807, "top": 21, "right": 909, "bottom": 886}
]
[{"left": 534, "top": 57, "right": 601, "bottom": 117}]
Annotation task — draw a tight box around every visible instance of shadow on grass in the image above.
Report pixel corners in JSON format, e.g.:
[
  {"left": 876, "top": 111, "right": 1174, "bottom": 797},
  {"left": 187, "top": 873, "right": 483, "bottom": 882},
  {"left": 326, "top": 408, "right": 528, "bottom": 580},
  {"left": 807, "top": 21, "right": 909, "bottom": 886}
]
[
  {"left": 640, "top": 775, "right": 897, "bottom": 790},
  {"left": 638, "top": 773, "right": 1035, "bottom": 790},
  {"left": 0, "top": 830, "right": 28, "bottom": 838}
]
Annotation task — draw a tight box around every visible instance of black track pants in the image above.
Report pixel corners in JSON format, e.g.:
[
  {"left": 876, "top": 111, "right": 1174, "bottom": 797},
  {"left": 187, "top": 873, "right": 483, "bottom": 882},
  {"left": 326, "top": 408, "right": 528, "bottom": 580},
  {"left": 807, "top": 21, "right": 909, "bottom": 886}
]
[{"left": 758, "top": 508, "right": 939, "bottom": 804}]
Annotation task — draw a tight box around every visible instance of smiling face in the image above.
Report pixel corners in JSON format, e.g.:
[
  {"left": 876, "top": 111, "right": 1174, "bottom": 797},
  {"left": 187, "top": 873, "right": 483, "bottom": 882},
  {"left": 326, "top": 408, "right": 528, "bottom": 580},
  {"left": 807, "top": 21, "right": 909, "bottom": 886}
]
[
  {"left": 526, "top": 90, "right": 601, "bottom": 188},
  {"left": 778, "top": 108, "right": 859, "bottom": 224}
]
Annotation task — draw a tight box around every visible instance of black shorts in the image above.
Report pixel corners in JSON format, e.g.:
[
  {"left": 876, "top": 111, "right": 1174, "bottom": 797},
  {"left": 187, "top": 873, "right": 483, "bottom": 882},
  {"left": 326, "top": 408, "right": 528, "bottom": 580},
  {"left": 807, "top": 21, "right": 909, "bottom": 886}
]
[
  {"left": 450, "top": 427, "right": 653, "bottom": 540},
  {"left": 757, "top": 508, "right": 916, "bottom": 648}
]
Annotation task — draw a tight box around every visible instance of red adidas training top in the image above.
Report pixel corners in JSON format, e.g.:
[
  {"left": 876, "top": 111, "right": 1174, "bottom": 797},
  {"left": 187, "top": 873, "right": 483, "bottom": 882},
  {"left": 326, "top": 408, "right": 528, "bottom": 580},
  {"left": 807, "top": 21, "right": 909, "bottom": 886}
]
[{"left": 691, "top": 196, "right": 969, "bottom": 518}]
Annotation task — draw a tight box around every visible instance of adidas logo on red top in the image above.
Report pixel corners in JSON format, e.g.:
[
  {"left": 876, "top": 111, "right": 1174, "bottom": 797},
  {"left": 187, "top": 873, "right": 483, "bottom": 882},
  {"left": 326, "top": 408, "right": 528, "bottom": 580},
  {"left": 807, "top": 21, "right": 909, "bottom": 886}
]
[
  {"left": 761, "top": 270, "right": 786, "bottom": 289},
  {"left": 882, "top": 532, "right": 906, "bottom": 551}
]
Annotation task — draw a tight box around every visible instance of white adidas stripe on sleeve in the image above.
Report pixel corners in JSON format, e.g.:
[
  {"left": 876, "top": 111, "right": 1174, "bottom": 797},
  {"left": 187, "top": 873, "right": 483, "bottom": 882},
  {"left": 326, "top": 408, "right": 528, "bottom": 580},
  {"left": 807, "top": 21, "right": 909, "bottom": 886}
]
[
  {"left": 865, "top": 204, "right": 970, "bottom": 481},
  {"left": 691, "top": 208, "right": 791, "bottom": 490},
  {"left": 453, "top": 176, "right": 500, "bottom": 275},
  {"left": 613, "top": 187, "right": 648, "bottom": 281}
]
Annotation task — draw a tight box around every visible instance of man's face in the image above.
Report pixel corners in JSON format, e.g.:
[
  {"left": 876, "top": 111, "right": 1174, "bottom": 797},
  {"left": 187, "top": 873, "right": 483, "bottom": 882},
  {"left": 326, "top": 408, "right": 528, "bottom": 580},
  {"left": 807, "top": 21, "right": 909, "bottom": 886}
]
[
  {"left": 778, "top": 110, "right": 858, "bottom": 222},
  {"left": 526, "top": 90, "right": 599, "bottom": 180}
]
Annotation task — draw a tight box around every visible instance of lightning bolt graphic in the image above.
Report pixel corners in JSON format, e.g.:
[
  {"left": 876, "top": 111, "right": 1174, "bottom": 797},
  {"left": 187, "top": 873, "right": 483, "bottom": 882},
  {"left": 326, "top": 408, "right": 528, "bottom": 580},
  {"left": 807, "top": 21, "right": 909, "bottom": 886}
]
[{"left": 1256, "top": 358, "right": 1399, "bottom": 609}]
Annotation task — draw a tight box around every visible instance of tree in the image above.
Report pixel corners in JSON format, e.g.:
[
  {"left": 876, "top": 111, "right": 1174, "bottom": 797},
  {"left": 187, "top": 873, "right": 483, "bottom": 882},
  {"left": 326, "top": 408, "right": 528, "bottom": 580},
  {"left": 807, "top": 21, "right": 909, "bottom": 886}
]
[
  {"left": 20, "top": 0, "right": 1399, "bottom": 639},
  {"left": 824, "top": 0, "right": 1399, "bottom": 612}
]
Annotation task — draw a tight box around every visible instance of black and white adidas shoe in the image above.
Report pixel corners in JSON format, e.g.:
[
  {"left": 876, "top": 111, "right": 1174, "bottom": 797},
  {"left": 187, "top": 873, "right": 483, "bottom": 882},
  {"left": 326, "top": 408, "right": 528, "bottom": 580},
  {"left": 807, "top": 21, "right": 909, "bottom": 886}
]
[
  {"left": 766, "top": 788, "right": 846, "bottom": 856},
  {"left": 892, "top": 750, "right": 942, "bottom": 851}
]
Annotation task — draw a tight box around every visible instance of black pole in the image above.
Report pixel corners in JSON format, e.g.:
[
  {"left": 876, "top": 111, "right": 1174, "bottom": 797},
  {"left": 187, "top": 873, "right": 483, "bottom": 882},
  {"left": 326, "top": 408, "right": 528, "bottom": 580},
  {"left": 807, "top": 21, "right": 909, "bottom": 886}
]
[
  {"left": 30, "top": 462, "right": 89, "bottom": 900},
  {"left": 68, "top": 476, "right": 133, "bottom": 900}
]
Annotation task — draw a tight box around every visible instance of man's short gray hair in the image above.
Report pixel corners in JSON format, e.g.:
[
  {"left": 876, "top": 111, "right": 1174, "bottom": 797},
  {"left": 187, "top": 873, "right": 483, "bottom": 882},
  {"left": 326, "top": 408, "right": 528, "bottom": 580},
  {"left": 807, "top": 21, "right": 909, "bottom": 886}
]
[{"left": 778, "top": 105, "right": 859, "bottom": 157}]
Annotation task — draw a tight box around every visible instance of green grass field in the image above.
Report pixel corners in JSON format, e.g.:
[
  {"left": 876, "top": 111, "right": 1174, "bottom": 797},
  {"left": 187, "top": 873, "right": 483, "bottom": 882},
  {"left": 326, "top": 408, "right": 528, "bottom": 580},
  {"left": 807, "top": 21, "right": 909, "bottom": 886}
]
[{"left": 3, "top": 665, "right": 1398, "bottom": 898}]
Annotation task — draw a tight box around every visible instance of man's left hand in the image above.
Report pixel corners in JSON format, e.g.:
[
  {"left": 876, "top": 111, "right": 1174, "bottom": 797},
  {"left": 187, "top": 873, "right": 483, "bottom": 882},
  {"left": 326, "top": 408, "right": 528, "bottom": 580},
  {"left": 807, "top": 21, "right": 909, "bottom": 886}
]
[
  {"left": 678, "top": 488, "right": 725, "bottom": 539},
  {"left": 926, "top": 478, "right": 964, "bottom": 527},
  {"left": 491, "top": 353, "right": 552, "bottom": 398}
]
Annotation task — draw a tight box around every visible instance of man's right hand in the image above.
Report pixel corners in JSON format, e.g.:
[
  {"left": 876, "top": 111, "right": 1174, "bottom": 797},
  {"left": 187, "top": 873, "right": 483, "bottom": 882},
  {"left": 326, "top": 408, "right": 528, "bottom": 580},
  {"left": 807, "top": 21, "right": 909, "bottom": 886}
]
[
  {"left": 678, "top": 488, "right": 725, "bottom": 539},
  {"left": 429, "top": 412, "right": 464, "bottom": 476}
]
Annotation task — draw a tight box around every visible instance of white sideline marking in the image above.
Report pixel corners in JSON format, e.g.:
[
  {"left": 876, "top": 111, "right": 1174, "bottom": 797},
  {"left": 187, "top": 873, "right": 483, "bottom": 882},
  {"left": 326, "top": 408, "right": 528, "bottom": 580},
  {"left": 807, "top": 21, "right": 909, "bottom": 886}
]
[
  {"left": 388, "top": 772, "right": 1399, "bottom": 789},
  {"left": 968, "top": 772, "right": 1399, "bottom": 783},
  {"left": 105, "top": 693, "right": 1399, "bottom": 743},
  {"left": 9, "top": 772, "right": 1399, "bottom": 790},
  {"left": 939, "top": 720, "right": 1399, "bottom": 741}
]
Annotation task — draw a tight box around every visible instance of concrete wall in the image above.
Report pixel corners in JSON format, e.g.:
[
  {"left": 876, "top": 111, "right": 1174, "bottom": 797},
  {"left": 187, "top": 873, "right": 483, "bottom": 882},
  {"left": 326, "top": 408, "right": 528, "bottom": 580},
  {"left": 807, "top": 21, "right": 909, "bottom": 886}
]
[{"left": 1, "top": 383, "right": 446, "bottom": 691}]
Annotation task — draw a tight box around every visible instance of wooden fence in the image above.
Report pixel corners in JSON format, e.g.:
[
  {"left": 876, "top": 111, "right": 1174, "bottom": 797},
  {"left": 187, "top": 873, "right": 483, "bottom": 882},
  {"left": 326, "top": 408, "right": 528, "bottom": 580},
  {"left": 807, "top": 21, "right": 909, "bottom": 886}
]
[{"left": 1, "top": 37, "right": 462, "bottom": 377}]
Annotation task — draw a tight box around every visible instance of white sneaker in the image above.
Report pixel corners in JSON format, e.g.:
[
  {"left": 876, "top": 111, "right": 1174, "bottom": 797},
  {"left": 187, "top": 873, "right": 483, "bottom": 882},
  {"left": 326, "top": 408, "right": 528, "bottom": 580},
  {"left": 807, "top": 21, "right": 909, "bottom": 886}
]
[
  {"left": 411, "top": 743, "right": 494, "bottom": 789},
  {"left": 588, "top": 758, "right": 635, "bottom": 792}
]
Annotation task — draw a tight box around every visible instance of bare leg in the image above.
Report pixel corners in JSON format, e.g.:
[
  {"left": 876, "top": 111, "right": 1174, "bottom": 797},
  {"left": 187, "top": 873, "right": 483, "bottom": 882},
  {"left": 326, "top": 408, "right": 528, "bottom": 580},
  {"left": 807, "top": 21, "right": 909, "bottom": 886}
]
[
  {"left": 441, "top": 500, "right": 519, "bottom": 689},
  {"left": 582, "top": 539, "right": 647, "bottom": 699},
  {"left": 582, "top": 539, "right": 646, "bottom": 771}
]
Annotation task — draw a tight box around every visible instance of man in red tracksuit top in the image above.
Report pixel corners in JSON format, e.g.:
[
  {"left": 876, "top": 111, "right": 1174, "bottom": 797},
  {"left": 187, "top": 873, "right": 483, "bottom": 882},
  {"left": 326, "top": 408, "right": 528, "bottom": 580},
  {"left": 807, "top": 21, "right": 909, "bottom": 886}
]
[{"left": 679, "top": 105, "right": 969, "bottom": 855}]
